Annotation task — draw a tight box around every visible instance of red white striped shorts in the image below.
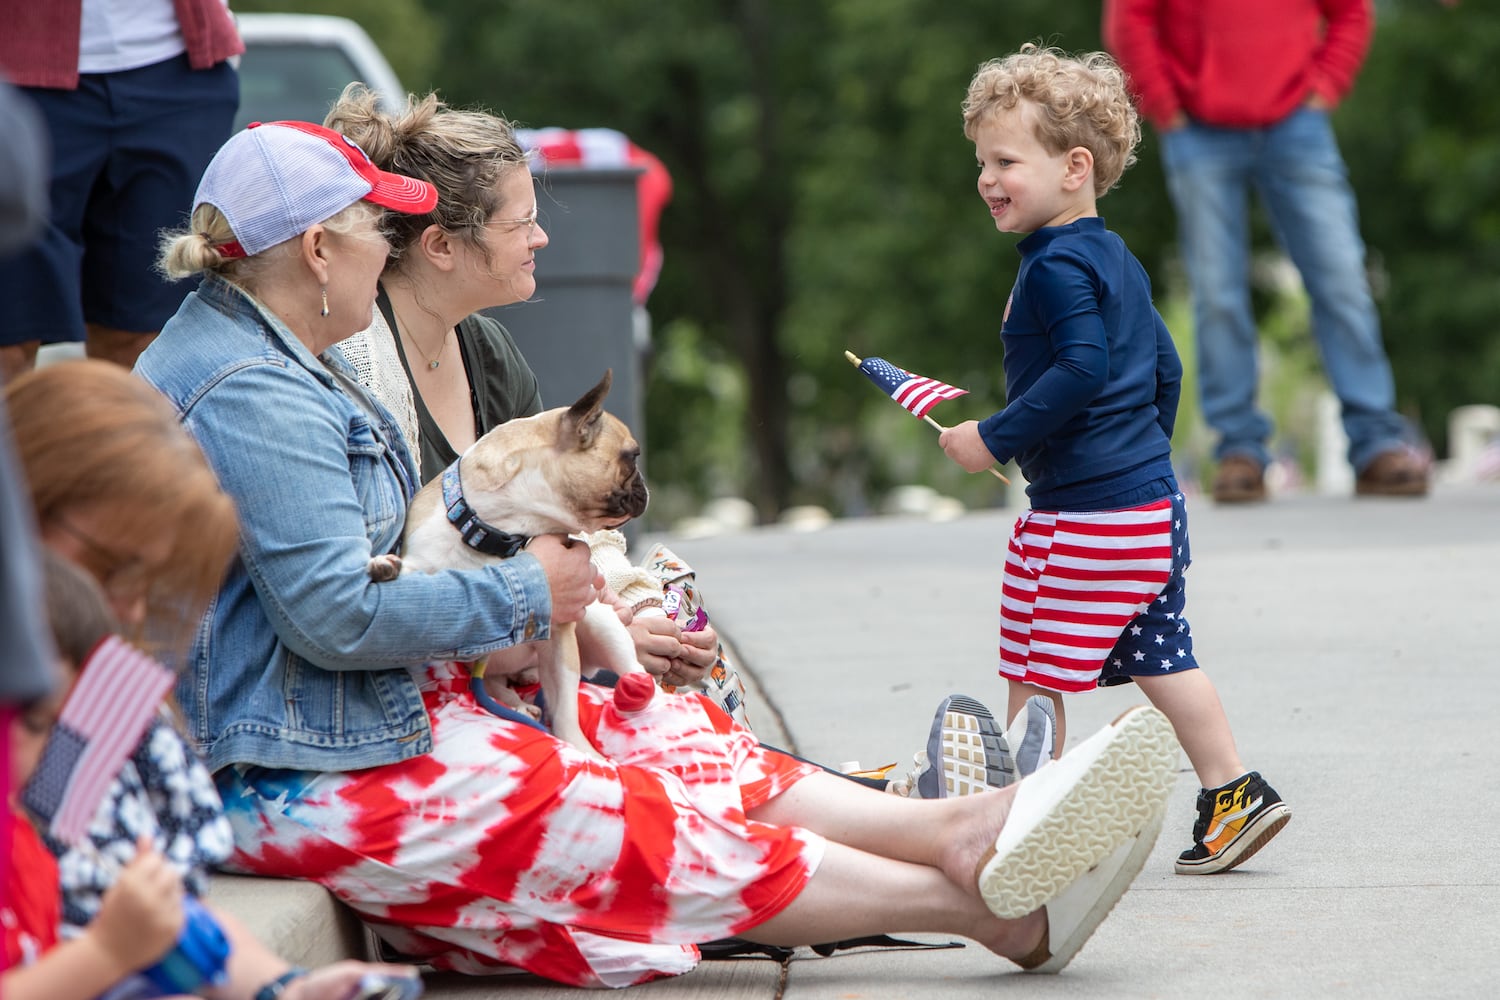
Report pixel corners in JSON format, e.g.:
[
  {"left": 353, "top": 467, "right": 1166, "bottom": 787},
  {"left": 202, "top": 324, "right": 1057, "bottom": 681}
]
[
  {"left": 216, "top": 663, "right": 824, "bottom": 988},
  {"left": 998, "top": 495, "right": 1195, "bottom": 693}
]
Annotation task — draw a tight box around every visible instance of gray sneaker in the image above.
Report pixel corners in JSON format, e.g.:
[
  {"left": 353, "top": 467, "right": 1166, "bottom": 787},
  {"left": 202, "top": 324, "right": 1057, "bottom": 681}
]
[
  {"left": 916, "top": 694, "right": 1015, "bottom": 798},
  {"left": 1005, "top": 694, "right": 1057, "bottom": 778}
]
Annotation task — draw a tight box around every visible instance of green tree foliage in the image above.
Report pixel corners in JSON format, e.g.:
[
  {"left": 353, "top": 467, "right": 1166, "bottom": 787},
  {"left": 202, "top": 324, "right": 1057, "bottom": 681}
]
[
  {"left": 267, "top": 0, "right": 1487, "bottom": 522},
  {"left": 1338, "top": 0, "right": 1500, "bottom": 453},
  {"left": 421, "top": 0, "right": 1135, "bottom": 521}
]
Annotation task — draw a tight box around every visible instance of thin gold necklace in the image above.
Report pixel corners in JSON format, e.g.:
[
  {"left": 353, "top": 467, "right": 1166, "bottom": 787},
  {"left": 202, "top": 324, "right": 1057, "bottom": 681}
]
[{"left": 392, "top": 301, "right": 449, "bottom": 370}]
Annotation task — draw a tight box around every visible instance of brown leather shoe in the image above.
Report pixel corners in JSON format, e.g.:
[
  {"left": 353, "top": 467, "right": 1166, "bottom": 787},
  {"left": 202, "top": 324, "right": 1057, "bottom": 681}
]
[
  {"left": 1212, "top": 454, "right": 1267, "bottom": 503},
  {"left": 1355, "top": 447, "right": 1430, "bottom": 497}
]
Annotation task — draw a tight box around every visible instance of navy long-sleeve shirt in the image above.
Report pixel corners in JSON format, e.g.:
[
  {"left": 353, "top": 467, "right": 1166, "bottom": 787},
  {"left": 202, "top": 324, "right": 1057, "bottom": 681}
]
[{"left": 979, "top": 217, "right": 1181, "bottom": 509}]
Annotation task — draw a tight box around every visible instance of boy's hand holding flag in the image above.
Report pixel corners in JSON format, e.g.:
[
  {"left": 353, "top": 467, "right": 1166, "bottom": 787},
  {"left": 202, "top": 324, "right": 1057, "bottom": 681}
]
[{"left": 845, "top": 351, "right": 1009, "bottom": 483}]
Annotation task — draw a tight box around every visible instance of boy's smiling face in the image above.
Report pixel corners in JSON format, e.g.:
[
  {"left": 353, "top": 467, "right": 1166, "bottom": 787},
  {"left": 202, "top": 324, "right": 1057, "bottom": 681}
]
[{"left": 974, "top": 101, "right": 1094, "bottom": 235}]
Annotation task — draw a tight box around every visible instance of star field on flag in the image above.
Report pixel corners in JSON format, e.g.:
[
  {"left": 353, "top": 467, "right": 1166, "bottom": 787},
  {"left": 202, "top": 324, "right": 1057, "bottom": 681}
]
[{"left": 856, "top": 356, "right": 968, "bottom": 419}]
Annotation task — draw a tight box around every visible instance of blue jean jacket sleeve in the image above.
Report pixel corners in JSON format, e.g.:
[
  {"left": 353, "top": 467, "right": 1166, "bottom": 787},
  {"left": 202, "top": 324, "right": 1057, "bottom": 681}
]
[{"left": 190, "top": 362, "right": 550, "bottom": 667}]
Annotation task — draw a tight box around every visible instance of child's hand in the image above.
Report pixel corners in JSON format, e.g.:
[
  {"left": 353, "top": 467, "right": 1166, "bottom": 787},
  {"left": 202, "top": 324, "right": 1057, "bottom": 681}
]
[
  {"left": 938, "top": 421, "right": 1000, "bottom": 473},
  {"left": 626, "top": 614, "right": 688, "bottom": 677},
  {"left": 664, "top": 624, "right": 717, "bottom": 688},
  {"left": 90, "top": 835, "right": 184, "bottom": 972},
  {"left": 282, "top": 961, "right": 422, "bottom": 1000}
]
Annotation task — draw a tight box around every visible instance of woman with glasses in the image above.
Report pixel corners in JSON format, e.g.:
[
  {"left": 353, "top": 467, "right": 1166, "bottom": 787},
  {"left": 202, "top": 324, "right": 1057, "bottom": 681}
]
[
  {"left": 329, "top": 85, "right": 549, "bottom": 487},
  {"left": 327, "top": 86, "right": 728, "bottom": 695},
  {"left": 307, "top": 92, "right": 1180, "bottom": 987}
]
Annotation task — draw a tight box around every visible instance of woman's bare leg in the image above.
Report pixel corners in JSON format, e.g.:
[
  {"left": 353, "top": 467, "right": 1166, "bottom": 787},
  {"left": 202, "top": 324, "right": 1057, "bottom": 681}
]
[
  {"left": 750, "top": 771, "right": 1014, "bottom": 889},
  {"left": 741, "top": 839, "right": 1046, "bottom": 962},
  {"left": 744, "top": 706, "right": 1181, "bottom": 967}
]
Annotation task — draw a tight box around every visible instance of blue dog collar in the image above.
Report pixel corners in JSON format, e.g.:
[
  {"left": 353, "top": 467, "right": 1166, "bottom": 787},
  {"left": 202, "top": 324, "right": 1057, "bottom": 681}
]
[{"left": 440, "top": 457, "right": 530, "bottom": 558}]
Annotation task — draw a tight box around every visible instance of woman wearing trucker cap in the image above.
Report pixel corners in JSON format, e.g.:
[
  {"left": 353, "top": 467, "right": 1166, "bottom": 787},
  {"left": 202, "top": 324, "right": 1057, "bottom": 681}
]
[{"left": 132, "top": 121, "right": 1177, "bottom": 988}]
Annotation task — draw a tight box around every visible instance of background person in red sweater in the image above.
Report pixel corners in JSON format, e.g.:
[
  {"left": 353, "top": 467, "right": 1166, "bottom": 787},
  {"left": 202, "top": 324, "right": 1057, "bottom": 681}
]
[{"left": 1104, "top": 0, "right": 1430, "bottom": 503}]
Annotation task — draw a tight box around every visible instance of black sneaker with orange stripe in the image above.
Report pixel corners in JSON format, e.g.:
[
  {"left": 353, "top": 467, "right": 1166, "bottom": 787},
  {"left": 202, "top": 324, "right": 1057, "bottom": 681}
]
[{"left": 1175, "top": 771, "right": 1291, "bottom": 875}]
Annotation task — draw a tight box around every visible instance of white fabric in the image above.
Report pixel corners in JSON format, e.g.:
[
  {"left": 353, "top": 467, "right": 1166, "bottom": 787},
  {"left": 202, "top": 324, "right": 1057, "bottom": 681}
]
[
  {"left": 78, "top": 0, "right": 191, "bottom": 74},
  {"left": 337, "top": 318, "right": 420, "bottom": 464}
]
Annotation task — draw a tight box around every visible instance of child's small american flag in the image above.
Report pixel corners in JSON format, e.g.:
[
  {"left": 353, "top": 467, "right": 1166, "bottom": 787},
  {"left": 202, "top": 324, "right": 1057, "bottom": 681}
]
[
  {"left": 856, "top": 356, "right": 968, "bottom": 419},
  {"left": 21, "top": 635, "right": 173, "bottom": 844}
]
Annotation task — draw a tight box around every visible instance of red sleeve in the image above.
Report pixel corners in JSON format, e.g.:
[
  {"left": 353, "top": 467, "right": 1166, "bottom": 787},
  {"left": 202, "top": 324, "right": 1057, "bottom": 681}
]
[
  {"left": 2, "top": 815, "right": 60, "bottom": 968},
  {"left": 1310, "top": 0, "right": 1373, "bottom": 105},
  {"left": 1103, "top": 0, "right": 1180, "bottom": 130}
]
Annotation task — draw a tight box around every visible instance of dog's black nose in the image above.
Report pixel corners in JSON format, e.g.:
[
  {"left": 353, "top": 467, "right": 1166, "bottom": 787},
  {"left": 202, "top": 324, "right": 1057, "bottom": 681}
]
[{"left": 612, "top": 472, "right": 649, "bottom": 519}]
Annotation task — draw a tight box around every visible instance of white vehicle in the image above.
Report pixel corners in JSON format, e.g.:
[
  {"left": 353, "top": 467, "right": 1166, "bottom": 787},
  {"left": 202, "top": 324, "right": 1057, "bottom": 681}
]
[{"left": 231, "top": 13, "right": 405, "bottom": 131}]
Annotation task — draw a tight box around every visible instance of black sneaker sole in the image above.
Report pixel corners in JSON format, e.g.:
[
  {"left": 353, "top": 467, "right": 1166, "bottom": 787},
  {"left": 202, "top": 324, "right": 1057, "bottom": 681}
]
[{"left": 1175, "top": 802, "right": 1291, "bottom": 875}]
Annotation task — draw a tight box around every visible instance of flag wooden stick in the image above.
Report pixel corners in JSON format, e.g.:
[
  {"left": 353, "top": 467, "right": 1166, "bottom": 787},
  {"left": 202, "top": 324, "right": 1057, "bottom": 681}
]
[{"left": 844, "top": 351, "right": 1010, "bottom": 484}]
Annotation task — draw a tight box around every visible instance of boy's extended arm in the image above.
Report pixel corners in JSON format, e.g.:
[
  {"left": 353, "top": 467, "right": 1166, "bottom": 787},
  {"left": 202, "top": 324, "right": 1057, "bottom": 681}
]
[
  {"left": 978, "top": 256, "right": 1110, "bottom": 465},
  {"left": 1154, "top": 311, "right": 1183, "bottom": 440}
]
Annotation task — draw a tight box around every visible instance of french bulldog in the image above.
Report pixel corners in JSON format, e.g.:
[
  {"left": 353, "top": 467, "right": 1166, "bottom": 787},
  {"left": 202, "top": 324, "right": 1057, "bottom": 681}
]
[{"left": 369, "top": 370, "right": 649, "bottom": 759}]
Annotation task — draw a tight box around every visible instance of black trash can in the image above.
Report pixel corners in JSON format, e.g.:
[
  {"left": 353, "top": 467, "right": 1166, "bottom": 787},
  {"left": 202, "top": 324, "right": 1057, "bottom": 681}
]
[{"left": 488, "top": 166, "right": 644, "bottom": 445}]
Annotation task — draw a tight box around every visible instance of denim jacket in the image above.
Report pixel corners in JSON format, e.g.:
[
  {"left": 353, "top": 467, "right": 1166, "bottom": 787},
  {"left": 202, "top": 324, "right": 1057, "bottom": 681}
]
[{"left": 135, "top": 276, "right": 552, "bottom": 773}]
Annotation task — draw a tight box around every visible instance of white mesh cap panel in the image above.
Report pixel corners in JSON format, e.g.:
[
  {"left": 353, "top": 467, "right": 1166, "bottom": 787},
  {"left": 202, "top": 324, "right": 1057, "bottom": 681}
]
[{"left": 193, "top": 124, "right": 375, "bottom": 256}]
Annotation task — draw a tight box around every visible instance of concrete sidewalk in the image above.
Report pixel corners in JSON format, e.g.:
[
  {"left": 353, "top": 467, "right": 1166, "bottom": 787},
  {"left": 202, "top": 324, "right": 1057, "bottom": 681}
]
[
  {"left": 647, "top": 483, "right": 1499, "bottom": 999},
  {"left": 231, "top": 483, "right": 1499, "bottom": 998}
]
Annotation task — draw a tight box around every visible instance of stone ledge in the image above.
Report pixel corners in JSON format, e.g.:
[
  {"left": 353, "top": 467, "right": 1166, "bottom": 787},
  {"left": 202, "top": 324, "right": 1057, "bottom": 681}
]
[{"left": 206, "top": 873, "right": 368, "bottom": 968}]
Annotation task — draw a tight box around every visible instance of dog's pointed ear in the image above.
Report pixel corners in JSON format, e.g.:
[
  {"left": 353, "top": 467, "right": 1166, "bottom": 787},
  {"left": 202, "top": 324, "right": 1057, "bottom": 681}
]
[{"left": 559, "top": 370, "right": 612, "bottom": 452}]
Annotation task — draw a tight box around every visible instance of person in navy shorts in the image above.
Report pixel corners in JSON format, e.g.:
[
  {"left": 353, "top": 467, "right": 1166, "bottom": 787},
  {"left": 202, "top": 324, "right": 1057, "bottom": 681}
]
[{"left": 0, "top": 0, "right": 241, "bottom": 382}]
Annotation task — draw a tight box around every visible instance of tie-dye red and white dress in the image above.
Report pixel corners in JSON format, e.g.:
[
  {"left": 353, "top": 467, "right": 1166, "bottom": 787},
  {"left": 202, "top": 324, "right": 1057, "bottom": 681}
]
[{"left": 216, "top": 662, "right": 825, "bottom": 988}]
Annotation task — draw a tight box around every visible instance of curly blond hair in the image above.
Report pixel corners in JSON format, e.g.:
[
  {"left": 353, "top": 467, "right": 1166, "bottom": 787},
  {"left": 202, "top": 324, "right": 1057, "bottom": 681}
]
[{"left": 962, "top": 43, "right": 1140, "bottom": 197}]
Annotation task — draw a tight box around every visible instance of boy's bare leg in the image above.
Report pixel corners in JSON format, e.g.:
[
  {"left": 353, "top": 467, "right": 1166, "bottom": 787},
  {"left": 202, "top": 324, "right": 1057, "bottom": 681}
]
[
  {"left": 1008, "top": 680, "right": 1064, "bottom": 758},
  {"left": 1134, "top": 670, "right": 1244, "bottom": 788}
]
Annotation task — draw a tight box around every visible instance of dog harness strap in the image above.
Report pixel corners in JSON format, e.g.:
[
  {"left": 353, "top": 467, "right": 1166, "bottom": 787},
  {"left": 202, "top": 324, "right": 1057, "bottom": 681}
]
[{"left": 441, "top": 459, "right": 530, "bottom": 558}]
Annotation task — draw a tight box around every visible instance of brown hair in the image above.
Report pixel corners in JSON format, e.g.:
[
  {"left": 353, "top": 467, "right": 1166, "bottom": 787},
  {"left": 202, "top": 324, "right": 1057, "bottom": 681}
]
[
  {"left": 5, "top": 360, "right": 239, "bottom": 655},
  {"left": 325, "top": 83, "right": 530, "bottom": 269},
  {"left": 963, "top": 43, "right": 1141, "bottom": 197},
  {"left": 42, "top": 549, "right": 117, "bottom": 668}
]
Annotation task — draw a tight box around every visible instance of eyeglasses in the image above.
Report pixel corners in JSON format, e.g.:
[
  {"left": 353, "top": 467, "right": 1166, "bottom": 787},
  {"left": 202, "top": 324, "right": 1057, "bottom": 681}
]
[
  {"left": 52, "top": 517, "right": 154, "bottom": 602},
  {"left": 489, "top": 203, "right": 540, "bottom": 234}
]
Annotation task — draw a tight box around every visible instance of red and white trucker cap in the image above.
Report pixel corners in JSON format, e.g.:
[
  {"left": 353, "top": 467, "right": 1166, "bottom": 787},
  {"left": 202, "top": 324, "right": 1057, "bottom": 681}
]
[{"left": 193, "top": 120, "right": 438, "bottom": 258}]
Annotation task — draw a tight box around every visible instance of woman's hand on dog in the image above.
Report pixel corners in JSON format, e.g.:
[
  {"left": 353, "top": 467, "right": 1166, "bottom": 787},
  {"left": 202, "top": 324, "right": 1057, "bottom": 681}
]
[{"left": 526, "top": 534, "right": 602, "bottom": 623}]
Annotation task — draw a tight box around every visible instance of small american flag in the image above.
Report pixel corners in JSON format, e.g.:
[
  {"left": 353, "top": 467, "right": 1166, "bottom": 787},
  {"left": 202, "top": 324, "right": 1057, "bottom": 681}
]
[
  {"left": 857, "top": 356, "right": 968, "bottom": 419},
  {"left": 21, "top": 635, "right": 173, "bottom": 844}
]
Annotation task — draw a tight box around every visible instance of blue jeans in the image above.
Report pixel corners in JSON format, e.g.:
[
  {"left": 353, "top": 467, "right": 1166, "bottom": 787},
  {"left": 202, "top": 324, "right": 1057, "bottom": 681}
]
[{"left": 1160, "top": 108, "right": 1412, "bottom": 472}]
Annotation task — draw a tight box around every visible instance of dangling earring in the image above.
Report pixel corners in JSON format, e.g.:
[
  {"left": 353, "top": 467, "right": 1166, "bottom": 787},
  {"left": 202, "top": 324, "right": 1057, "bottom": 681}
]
[{"left": 320, "top": 287, "right": 329, "bottom": 318}]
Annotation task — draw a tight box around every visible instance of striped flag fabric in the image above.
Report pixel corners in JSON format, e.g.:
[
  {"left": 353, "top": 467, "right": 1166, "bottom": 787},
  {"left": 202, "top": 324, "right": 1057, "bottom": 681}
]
[
  {"left": 856, "top": 356, "right": 968, "bottom": 419},
  {"left": 21, "top": 635, "right": 173, "bottom": 843}
]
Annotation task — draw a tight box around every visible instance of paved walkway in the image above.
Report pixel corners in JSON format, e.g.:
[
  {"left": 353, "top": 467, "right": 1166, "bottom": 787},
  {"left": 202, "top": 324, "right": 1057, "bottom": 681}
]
[{"left": 425, "top": 483, "right": 1498, "bottom": 998}]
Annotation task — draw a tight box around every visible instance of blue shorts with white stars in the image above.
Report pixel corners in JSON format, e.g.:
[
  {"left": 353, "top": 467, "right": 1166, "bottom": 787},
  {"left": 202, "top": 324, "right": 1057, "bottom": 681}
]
[{"left": 1098, "top": 491, "right": 1199, "bottom": 686}]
